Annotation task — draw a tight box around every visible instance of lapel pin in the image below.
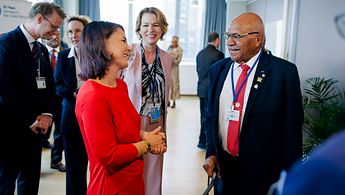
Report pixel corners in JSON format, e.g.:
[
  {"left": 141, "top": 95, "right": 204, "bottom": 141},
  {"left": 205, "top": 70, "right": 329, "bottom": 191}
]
[
  {"left": 257, "top": 77, "right": 263, "bottom": 82},
  {"left": 254, "top": 84, "right": 259, "bottom": 89},
  {"left": 262, "top": 74, "right": 266, "bottom": 78}
]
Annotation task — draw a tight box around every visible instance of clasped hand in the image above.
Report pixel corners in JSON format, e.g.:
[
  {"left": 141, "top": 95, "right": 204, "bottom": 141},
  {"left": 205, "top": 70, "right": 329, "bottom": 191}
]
[
  {"left": 30, "top": 114, "right": 53, "bottom": 134},
  {"left": 144, "top": 126, "right": 167, "bottom": 155}
]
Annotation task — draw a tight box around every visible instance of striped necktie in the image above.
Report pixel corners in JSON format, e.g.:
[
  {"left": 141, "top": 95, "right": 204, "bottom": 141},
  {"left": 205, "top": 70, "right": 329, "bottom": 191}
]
[{"left": 32, "top": 41, "right": 39, "bottom": 62}]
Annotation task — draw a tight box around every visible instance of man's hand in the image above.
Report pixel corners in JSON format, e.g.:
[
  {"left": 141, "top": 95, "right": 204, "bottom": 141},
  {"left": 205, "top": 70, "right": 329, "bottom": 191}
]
[
  {"left": 203, "top": 155, "right": 219, "bottom": 177},
  {"left": 30, "top": 114, "right": 53, "bottom": 134}
]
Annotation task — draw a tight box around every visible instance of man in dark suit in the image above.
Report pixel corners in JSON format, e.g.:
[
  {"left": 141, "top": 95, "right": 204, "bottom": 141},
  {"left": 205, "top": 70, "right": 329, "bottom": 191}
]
[
  {"left": 196, "top": 32, "right": 225, "bottom": 150},
  {"left": 0, "top": 3, "right": 66, "bottom": 194},
  {"left": 203, "top": 12, "right": 304, "bottom": 195},
  {"left": 42, "top": 32, "right": 68, "bottom": 172}
]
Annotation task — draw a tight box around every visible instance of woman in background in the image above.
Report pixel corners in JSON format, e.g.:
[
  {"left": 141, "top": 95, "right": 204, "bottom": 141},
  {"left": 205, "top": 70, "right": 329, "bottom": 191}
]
[
  {"left": 167, "top": 35, "right": 183, "bottom": 108},
  {"left": 121, "top": 7, "right": 173, "bottom": 195},
  {"left": 76, "top": 21, "right": 165, "bottom": 195},
  {"left": 54, "top": 16, "right": 89, "bottom": 195}
]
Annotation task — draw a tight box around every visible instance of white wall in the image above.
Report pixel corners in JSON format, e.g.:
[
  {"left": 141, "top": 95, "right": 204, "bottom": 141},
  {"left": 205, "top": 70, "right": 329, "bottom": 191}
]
[
  {"left": 179, "top": 62, "right": 198, "bottom": 95},
  {"left": 62, "top": 0, "right": 78, "bottom": 17},
  {"left": 247, "top": 0, "right": 284, "bottom": 57},
  {"left": 225, "top": 2, "right": 247, "bottom": 57},
  {"left": 294, "top": 0, "right": 345, "bottom": 89},
  {"left": 0, "top": 0, "right": 32, "bottom": 34}
]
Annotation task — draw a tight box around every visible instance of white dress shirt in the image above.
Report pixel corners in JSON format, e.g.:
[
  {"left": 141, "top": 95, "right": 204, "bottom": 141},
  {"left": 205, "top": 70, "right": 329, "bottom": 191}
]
[{"left": 219, "top": 49, "right": 262, "bottom": 153}]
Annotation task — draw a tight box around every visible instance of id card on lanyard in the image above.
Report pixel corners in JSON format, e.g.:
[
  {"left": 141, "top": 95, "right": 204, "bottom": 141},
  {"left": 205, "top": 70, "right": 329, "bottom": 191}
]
[
  {"left": 226, "top": 51, "right": 262, "bottom": 122},
  {"left": 35, "top": 45, "right": 46, "bottom": 89},
  {"left": 142, "top": 44, "right": 161, "bottom": 124}
]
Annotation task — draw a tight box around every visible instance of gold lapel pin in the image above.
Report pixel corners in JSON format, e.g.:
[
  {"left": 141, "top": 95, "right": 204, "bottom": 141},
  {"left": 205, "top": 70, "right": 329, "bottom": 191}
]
[{"left": 257, "top": 77, "right": 263, "bottom": 82}]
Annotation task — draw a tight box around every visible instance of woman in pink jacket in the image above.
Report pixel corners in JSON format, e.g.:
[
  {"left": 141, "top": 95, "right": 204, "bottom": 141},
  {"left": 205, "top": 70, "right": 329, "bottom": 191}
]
[{"left": 121, "top": 7, "right": 172, "bottom": 195}]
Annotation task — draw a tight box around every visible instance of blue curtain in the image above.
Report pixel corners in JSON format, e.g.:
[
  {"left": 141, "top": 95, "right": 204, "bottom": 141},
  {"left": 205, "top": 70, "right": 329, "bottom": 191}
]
[
  {"left": 203, "top": 0, "right": 226, "bottom": 52},
  {"left": 79, "top": 0, "right": 100, "bottom": 21},
  {"left": 54, "top": 0, "right": 63, "bottom": 7}
]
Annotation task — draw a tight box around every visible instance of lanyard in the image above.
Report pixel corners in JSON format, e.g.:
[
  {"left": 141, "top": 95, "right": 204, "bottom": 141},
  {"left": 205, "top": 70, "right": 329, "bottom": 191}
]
[
  {"left": 230, "top": 50, "right": 262, "bottom": 103},
  {"left": 141, "top": 44, "right": 159, "bottom": 104}
]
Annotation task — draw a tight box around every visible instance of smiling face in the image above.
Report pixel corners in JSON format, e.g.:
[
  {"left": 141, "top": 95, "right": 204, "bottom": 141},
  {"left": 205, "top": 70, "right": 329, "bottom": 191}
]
[
  {"left": 105, "top": 29, "right": 132, "bottom": 70},
  {"left": 226, "top": 13, "right": 264, "bottom": 64},
  {"left": 39, "top": 11, "right": 64, "bottom": 40},
  {"left": 139, "top": 13, "right": 163, "bottom": 47},
  {"left": 67, "top": 20, "right": 85, "bottom": 47}
]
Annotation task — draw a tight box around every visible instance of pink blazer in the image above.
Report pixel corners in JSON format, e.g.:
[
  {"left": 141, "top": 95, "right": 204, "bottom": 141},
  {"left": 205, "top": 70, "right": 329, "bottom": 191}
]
[{"left": 121, "top": 43, "right": 173, "bottom": 130}]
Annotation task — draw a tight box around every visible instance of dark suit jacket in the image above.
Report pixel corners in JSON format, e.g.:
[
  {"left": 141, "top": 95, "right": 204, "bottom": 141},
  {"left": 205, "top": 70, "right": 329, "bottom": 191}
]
[
  {"left": 196, "top": 44, "right": 224, "bottom": 98},
  {"left": 0, "top": 27, "right": 55, "bottom": 150},
  {"left": 205, "top": 51, "right": 304, "bottom": 195},
  {"left": 281, "top": 129, "right": 345, "bottom": 195},
  {"left": 54, "top": 49, "right": 79, "bottom": 136}
]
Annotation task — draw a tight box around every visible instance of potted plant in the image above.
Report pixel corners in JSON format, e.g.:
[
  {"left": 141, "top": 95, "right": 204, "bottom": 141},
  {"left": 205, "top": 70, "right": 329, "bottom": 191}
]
[{"left": 302, "top": 77, "right": 345, "bottom": 156}]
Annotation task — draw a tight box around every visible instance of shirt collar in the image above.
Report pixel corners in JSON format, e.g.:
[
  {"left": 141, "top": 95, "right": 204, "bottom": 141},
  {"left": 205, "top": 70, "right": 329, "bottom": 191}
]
[
  {"left": 234, "top": 49, "right": 262, "bottom": 69},
  {"left": 45, "top": 45, "right": 59, "bottom": 53},
  {"left": 19, "top": 24, "right": 36, "bottom": 44},
  {"left": 68, "top": 45, "right": 78, "bottom": 59}
]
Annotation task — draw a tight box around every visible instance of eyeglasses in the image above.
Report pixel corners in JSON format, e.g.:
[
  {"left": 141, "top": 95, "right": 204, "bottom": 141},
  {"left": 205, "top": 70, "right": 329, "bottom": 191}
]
[
  {"left": 224, "top": 32, "right": 259, "bottom": 41},
  {"left": 42, "top": 15, "right": 60, "bottom": 32}
]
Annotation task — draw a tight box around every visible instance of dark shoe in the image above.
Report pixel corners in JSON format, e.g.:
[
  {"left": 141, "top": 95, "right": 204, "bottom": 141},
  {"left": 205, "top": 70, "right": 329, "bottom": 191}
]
[
  {"left": 167, "top": 101, "right": 171, "bottom": 107},
  {"left": 171, "top": 101, "right": 176, "bottom": 108},
  {"left": 42, "top": 141, "right": 52, "bottom": 149},
  {"left": 50, "top": 162, "right": 66, "bottom": 172},
  {"left": 197, "top": 143, "right": 206, "bottom": 150}
]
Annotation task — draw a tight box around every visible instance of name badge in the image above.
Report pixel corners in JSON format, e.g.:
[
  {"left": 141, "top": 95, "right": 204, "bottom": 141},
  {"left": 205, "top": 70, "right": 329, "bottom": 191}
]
[
  {"left": 36, "top": 77, "right": 46, "bottom": 89},
  {"left": 148, "top": 103, "right": 160, "bottom": 123},
  {"left": 226, "top": 109, "right": 240, "bottom": 121}
]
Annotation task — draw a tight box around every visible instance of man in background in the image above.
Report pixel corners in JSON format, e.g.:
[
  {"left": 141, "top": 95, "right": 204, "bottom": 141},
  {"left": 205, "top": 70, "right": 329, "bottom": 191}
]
[
  {"left": 0, "top": 2, "right": 66, "bottom": 194},
  {"left": 196, "top": 32, "right": 224, "bottom": 150},
  {"left": 41, "top": 32, "right": 68, "bottom": 172}
]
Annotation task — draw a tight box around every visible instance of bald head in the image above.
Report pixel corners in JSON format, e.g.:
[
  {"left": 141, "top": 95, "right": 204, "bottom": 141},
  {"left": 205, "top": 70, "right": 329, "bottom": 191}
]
[
  {"left": 226, "top": 12, "right": 265, "bottom": 64},
  {"left": 232, "top": 13, "right": 265, "bottom": 40}
]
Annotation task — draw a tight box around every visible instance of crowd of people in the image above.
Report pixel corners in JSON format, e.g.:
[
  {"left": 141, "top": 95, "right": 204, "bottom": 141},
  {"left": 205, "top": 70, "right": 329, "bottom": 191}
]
[{"left": 1, "top": 2, "right": 343, "bottom": 195}]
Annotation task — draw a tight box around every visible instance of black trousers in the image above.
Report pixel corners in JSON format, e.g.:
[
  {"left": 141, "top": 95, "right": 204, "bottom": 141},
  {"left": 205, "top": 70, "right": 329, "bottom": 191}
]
[
  {"left": 198, "top": 97, "right": 208, "bottom": 146},
  {"left": 51, "top": 100, "right": 64, "bottom": 164},
  {"left": 0, "top": 130, "right": 42, "bottom": 195},
  {"left": 61, "top": 108, "right": 88, "bottom": 195}
]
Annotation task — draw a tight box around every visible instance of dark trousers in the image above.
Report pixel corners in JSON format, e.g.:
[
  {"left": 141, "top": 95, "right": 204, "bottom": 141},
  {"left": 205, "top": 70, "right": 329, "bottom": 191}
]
[
  {"left": 41, "top": 126, "right": 52, "bottom": 144},
  {"left": 0, "top": 132, "right": 42, "bottom": 195},
  {"left": 61, "top": 108, "right": 88, "bottom": 195},
  {"left": 218, "top": 149, "right": 240, "bottom": 195},
  {"left": 198, "top": 97, "right": 208, "bottom": 146},
  {"left": 51, "top": 102, "right": 63, "bottom": 164}
]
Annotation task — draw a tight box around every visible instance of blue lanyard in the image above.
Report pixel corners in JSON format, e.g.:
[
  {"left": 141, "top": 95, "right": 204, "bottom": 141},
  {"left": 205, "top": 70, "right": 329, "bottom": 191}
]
[
  {"left": 141, "top": 44, "right": 159, "bottom": 104},
  {"left": 230, "top": 51, "right": 262, "bottom": 103}
]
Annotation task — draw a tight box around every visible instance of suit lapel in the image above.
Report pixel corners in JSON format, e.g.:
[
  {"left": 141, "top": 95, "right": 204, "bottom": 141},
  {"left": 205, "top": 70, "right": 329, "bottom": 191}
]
[
  {"left": 213, "top": 60, "right": 232, "bottom": 122},
  {"left": 67, "top": 55, "right": 78, "bottom": 88},
  {"left": 15, "top": 27, "right": 36, "bottom": 68},
  {"left": 243, "top": 51, "right": 271, "bottom": 124}
]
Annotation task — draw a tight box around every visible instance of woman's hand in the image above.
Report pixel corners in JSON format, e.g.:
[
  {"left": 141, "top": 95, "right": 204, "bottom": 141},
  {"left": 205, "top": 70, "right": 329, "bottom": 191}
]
[
  {"left": 144, "top": 126, "right": 167, "bottom": 155},
  {"left": 150, "top": 143, "right": 167, "bottom": 155}
]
